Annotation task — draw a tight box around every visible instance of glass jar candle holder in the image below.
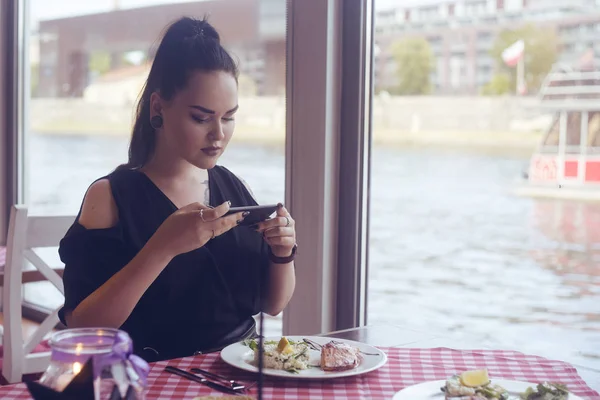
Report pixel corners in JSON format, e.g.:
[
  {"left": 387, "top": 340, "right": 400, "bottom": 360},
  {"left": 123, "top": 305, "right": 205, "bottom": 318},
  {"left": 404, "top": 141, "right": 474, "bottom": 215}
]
[{"left": 38, "top": 328, "right": 149, "bottom": 399}]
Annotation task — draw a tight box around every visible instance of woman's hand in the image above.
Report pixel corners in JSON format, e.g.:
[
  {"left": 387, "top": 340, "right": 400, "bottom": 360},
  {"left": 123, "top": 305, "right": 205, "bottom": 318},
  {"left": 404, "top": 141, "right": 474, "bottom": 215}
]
[
  {"left": 149, "top": 201, "right": 246, "bottom": 259},
  {"left": 256, "top": 204, "right": 296, "bottom": 257}
]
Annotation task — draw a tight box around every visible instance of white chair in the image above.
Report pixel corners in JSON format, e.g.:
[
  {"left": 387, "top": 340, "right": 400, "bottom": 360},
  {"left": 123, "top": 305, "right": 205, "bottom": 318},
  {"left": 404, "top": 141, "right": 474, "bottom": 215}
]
[{"left": 2, "top": 205, "right": 74, "bottom": 383}]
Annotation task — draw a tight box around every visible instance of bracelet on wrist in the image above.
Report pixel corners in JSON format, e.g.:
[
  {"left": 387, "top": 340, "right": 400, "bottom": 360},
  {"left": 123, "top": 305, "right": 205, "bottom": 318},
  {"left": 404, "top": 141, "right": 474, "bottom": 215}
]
[{"left": 268, "top": 244, "right": 297, "bottom": 264}]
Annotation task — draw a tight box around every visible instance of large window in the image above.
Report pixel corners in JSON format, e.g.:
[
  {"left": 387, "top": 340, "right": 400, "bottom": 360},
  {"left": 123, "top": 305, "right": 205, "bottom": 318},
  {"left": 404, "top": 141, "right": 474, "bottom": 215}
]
[
  {"left": 24, "top": 0, "right": 287, "bottom": 336},
  {"left": 369, "top": 0, "right": 600, "bottom": 372},
  {"left": 16, "top": 0, "right": 597, "bottom": 366}
]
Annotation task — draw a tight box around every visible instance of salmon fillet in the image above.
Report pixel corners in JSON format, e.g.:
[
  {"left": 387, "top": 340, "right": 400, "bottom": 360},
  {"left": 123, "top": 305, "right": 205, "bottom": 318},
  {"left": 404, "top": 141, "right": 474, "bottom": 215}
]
[{"left": 320, "top": 341, "right": 361, "bottom": 371}]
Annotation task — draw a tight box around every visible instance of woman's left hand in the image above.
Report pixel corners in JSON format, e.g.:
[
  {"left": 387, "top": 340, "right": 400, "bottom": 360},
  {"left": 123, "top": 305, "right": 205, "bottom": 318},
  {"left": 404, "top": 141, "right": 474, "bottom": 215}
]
[{"left": 255, "top": 204, "right": 296, "bottom": 258}]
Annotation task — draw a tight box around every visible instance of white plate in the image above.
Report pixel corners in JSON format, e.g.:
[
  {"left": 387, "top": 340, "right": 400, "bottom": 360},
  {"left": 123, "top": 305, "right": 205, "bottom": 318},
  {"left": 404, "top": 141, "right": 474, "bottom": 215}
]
[
  {"left": 392, "top": 379, "right": 584, "bottom": 400},
  {"left": 220, "top": 335, "right": 387, "bottom": 379}
]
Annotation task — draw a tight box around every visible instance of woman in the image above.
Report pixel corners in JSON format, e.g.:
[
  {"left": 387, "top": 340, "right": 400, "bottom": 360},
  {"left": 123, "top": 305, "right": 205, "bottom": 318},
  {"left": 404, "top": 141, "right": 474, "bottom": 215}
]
[{"left": 58, "top": 17, "right": 296, "bottom": 362}]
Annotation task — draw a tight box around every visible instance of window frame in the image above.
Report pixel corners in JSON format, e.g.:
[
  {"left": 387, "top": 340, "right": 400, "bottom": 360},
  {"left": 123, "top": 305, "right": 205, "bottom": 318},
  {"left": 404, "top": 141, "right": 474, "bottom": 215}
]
[
  {"left": 335, "top": 0, "right": 373, "bottom": 330},
  {"left": 1, "top": 0, "right": 27, "bottom": 246},
  {"left": 283, "top": 0, "right": 372, "bottom": 334}
]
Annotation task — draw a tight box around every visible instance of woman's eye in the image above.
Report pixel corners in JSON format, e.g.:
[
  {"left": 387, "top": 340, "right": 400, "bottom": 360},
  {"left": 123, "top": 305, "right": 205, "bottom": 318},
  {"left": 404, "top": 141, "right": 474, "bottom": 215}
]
[
  {"left": 222, "top": 117, "right": 235, "bottom": 122},
  {"left": 192, "top": 115, "right": 209, "bottom": 123}
]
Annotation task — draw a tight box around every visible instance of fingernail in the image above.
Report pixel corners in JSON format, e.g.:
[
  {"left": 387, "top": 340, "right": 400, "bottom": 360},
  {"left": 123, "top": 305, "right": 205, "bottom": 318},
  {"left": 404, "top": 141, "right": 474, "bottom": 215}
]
[
  {"left": 242, "top": 211, "right": 250, "bottom": 217},
  {"left": 236, "top": 219, "right": 243, "bottom": 225},
  {"left": 227, "top": 201, "right": 232, "bottom": 206}
]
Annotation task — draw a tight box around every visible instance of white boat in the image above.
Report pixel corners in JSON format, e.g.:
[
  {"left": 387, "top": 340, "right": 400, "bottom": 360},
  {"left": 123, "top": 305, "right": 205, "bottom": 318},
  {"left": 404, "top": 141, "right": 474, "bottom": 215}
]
[{"left": 515, "top": 63, "right": 600, "bottom": 201}]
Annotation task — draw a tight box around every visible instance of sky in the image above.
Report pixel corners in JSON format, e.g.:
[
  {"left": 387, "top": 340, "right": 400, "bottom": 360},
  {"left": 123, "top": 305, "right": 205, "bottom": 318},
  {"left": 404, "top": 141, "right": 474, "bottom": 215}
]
[{"left": 30, "top": 0, "right": 401, "bottom": 25}]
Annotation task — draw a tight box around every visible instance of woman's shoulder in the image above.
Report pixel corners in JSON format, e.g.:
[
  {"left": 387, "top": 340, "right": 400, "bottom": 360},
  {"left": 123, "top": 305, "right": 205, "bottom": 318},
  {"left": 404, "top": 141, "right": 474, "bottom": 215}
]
[
  {"left": 76, "top": 168, "right": 137, "bottom": 229},
  {"left": 79, "top": 178, "right": 118, "bottom": 230}
]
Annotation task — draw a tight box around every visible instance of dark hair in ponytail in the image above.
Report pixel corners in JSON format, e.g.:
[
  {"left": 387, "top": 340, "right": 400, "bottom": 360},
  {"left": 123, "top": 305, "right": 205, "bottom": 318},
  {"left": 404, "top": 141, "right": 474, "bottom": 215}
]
[{"left": 120, "top": 17, "right": 239, "bottom": 170}]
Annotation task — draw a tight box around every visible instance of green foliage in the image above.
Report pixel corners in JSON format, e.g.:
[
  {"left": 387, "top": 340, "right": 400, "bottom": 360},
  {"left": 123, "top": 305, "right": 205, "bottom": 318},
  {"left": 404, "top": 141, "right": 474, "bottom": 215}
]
[
  {"left": 88, "top": 51, "right": 112, "bottom": 75},
  {"left": 481, "top": 73, "right": 511, "bottom": 95},
  {"left": 489, "top": 24, "right": 559, "bottom": 93},
  {"left": 391, "top": 37, "right": 434, "bottom": 95}
]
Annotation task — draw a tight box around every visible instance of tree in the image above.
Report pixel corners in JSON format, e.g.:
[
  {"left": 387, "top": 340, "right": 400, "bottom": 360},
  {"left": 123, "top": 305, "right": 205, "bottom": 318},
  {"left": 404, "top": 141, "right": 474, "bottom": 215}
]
[
  {"left": 390, "top": 37, "right": 433, "bottom": 95},
  {"left": 31, "top": 63, "right": 39, "bottom": 97},
  {"left": 489, "top": 24, "right": 559, "bottom": 94},
  {"left": 481, "top": 73, "right": 511, "bottom": 96},
  {"left": 89, "top": 51, "right": 112, "bottom": 76}
]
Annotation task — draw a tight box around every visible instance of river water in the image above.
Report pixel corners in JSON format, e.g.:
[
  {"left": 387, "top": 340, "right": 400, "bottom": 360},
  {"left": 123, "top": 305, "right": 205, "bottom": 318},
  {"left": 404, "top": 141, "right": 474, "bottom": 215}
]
[{"left": 26, "top": 133, "right": 600, "bottom": 376}]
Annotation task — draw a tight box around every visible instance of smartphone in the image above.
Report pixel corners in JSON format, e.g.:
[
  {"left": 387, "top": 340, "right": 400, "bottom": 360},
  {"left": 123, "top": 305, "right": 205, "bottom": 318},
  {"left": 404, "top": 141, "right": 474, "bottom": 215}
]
[{"left": 225, "top": 204, "right": 279, "bottom": 226}]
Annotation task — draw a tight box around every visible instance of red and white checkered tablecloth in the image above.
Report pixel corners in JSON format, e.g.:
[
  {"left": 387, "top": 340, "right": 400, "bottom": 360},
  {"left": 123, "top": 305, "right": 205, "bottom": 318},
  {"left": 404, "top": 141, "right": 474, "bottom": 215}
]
[{"left": 0, "top": 348, "right": 598, "bottom": 399}]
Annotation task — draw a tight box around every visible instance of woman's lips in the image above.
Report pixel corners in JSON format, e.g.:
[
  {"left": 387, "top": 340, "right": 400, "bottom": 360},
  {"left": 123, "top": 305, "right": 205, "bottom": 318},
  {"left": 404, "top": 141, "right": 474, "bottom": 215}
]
[{"left": 201, "top": 147, "right": 221, "bottom": 156}]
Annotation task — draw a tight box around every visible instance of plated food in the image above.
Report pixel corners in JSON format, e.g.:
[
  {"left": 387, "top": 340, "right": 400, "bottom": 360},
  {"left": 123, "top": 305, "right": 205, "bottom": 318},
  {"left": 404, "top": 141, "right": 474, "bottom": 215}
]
[
  {"left": 441, "top": 369, "right": 571, "bottom": 400},
  {"left": 520, "top": 382, "right": 570, "bottom": 400},
  {"left": 221, "top": 335, "right": 387, "bottom": 379},
  {"left": 246, "top": 337, "right": 311, "bottom": 373},
  {"left": 244, "top": 336, "right": 362, "bottom": 373},
  {"left": 443, "top": 369, "right": 509, "bottom": 399},
  {"left": 320, "top": 340, "right": 361, "bottom": 371}
]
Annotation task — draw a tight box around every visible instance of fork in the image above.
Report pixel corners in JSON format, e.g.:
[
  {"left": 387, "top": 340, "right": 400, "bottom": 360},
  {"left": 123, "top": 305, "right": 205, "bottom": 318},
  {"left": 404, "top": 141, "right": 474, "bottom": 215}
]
[
  {"left": 303, "top": 338, "right": 380, "bottom": 356},
  {"left": 190, "top": 367, "right": 256, "bottom": 392}
]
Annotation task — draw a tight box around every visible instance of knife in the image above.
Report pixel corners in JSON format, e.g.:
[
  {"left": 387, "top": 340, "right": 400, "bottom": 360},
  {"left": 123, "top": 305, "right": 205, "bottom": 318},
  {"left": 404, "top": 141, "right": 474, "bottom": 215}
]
[
  {"left": 164, "top": 366, "right": 239, "bottom": 395},
  {"left": 190, "top": 367, "right": 247, "bottom": 391}
]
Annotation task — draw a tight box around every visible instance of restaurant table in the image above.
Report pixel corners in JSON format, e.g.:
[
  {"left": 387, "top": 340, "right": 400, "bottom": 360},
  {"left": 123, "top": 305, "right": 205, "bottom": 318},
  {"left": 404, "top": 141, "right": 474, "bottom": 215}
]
[{"left": 0, "top": 324, "right": 598, "bottom": 399}]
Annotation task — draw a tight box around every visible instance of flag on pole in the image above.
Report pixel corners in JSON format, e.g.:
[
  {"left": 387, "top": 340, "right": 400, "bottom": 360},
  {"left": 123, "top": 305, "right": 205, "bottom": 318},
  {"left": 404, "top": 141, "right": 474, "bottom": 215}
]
[
  {"left": 517, "top": 58, "right": 527, "bottom": 95},
  {"left": 501, "top": 39, "right": 524, "bottom": 67},
  {"left": 501, "top": 39, "right": 526, "bottom": 95}
]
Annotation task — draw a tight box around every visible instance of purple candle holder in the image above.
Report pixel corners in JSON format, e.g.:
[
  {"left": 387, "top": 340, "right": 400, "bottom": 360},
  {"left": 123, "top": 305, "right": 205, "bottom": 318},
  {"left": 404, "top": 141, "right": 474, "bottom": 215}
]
[{"left": 28, "top": 328, "right": 149, "bottom": 400}]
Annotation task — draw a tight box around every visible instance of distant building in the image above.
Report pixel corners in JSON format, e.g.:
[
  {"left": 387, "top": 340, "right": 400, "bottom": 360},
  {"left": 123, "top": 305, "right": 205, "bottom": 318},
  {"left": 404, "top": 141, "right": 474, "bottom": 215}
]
[
  {"left": 35, "top": 0, "right": 286, "bottom": 98},
  {"left": 36, "top": 0, "right": 600, "bottom": 97},
  {"left": 375, "top": 0, "right": 600, "bottom": 94}
]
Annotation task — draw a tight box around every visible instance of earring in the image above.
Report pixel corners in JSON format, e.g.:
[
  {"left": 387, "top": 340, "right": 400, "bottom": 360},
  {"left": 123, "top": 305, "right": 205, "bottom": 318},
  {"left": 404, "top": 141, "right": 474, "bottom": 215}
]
[{"left": 150, "top": 115, "right": 163, "bottom": 129}]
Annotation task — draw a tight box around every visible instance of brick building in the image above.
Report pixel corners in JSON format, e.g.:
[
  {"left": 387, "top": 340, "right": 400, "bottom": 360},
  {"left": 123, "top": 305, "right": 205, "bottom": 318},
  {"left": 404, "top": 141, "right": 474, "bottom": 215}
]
[
  {"left": 374, "top": 0, "right": 600, "bottom": 94},
  {"left": 35, "top": 0, "right": 286, "bottom": 97}
]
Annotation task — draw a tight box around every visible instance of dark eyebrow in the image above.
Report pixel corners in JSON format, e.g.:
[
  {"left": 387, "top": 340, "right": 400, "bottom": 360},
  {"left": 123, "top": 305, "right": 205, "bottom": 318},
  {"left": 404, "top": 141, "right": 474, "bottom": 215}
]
[{"left": 189, "top": 105, "right": 239, "bottom": 114}]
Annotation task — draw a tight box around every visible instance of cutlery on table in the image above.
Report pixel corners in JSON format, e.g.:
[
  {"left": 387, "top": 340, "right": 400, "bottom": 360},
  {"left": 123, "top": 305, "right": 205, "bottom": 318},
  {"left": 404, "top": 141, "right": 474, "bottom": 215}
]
[
  {"left": 190, "top": 367, "right": 253, "bottom": 392},
  {"left": 164, "top": 366, "right": 239, "bottom": 395}
]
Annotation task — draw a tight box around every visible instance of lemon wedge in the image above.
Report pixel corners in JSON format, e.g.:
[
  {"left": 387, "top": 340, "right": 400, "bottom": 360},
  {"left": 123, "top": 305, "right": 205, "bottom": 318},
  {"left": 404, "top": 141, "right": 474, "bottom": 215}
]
[
  {"left": 281, "top": 345, "right": 295, "bottom": 355},
  {"left": 459, "top": 369, "right": 490, "bottom": 387},
  {"left": 277, "top": 337, "right": 290, "bottom": 353}
]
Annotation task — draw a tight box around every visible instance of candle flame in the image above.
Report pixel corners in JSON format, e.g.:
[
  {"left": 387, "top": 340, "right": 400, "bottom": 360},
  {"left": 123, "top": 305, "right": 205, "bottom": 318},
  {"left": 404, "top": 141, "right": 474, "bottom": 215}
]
[
  {"left": 75, "top": 343, "right": 83, "bottom": 355},
  {"left": 72, "top": 362, "right": 82, "bottom": 375}
]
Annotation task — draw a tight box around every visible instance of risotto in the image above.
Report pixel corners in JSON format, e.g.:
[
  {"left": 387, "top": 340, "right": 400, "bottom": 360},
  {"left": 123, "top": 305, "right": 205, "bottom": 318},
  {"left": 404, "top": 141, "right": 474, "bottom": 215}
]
[{"left": 247, "top": 337, "right": 311, "bottom": 373}]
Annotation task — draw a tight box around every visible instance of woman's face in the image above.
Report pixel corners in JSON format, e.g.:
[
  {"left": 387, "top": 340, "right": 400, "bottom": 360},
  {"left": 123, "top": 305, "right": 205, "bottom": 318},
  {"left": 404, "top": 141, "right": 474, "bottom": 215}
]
[{"left": 153, "top": 70, "right": 238, "bottom": 170}]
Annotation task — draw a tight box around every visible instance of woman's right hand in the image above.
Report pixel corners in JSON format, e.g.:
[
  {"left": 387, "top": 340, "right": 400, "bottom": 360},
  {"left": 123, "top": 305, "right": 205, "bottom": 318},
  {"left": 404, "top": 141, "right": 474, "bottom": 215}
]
[{"left": 148, "top": 201, "right": 245, "bottom": 259}]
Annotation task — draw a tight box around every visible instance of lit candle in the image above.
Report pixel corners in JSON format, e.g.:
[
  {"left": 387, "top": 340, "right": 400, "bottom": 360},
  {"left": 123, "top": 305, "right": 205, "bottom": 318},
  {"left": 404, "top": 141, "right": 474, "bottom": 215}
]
[
  {"left": 54, "top": 361, "right": 83, "bottom": 391},
  {"left": 72, "top": 362, "right": 82, "bottom": 375}
]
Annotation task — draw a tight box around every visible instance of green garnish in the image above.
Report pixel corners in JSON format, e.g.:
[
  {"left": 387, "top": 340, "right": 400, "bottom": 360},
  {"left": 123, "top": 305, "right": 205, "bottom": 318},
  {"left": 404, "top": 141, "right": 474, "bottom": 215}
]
[
  {"left": 474, "top": 384, "right": 509, "bottom": 399},
  {"left": 520, "top": 382, "right": 569, "bottom": 400},
  {"left": 243, "top": 338, "right": 299, "bottom": 352},
  {"left": 293, "top": 348, "right": 308, "bottom": 359},
  {"left": 242, "top": 339, "right": 258, "bottom": 351}
]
